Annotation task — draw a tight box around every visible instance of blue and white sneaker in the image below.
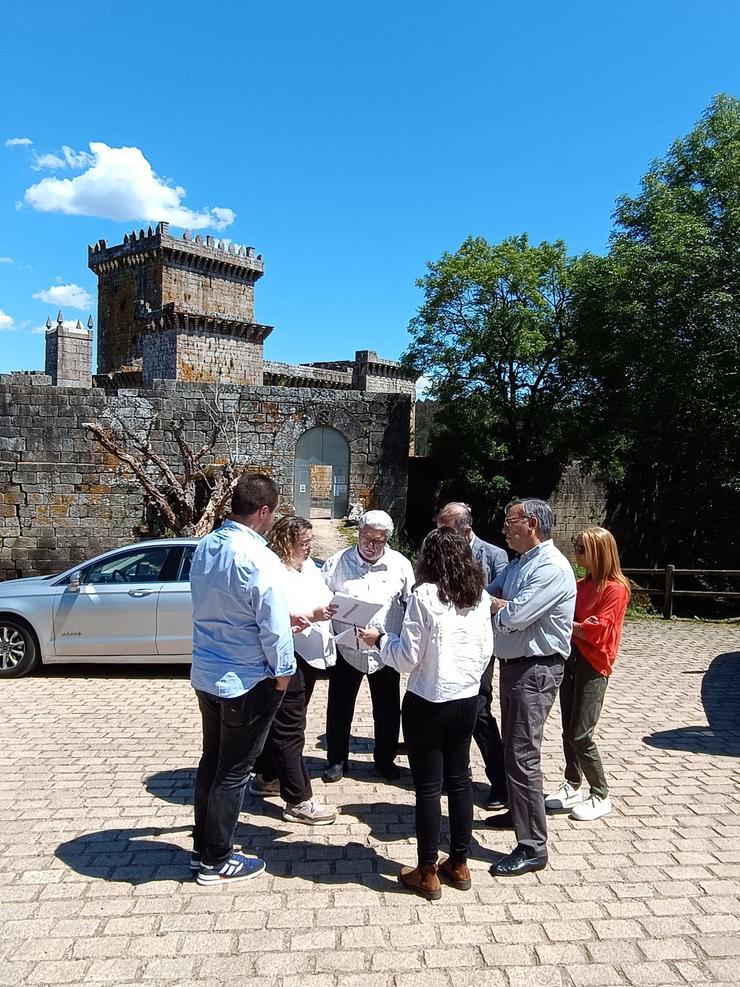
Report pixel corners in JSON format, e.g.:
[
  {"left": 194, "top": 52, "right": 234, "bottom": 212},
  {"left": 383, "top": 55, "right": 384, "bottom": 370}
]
[
  {"left": 189, "top": 853, "right": 201, "bottom": 872},
  {"left": 196, "top": 852, "right": 266, "bottom": 886}
]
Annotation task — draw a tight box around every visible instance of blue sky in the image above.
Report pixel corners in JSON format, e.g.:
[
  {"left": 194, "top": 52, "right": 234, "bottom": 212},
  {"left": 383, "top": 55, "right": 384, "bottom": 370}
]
[{"left": 1, "top": 1, "right": 739, "bottom": 376}]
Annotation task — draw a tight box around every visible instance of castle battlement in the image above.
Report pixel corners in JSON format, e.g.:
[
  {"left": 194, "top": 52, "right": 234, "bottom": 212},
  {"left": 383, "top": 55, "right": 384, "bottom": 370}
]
[{"left": 88, "top": 221, "right": 264, "bottom": 280}]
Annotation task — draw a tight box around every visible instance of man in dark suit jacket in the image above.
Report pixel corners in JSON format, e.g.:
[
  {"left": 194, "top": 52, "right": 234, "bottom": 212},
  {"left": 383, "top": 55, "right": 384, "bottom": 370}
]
[{"left": 436, "top": 502, "right": 509, "bottom": 810}]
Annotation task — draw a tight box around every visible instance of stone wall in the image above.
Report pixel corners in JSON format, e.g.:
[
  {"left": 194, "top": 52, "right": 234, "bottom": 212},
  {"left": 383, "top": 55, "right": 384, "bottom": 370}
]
[
  {"left": 161, "top": 263, "right": 255, "bottom": 322},
  {"left": 549, "top": 461, "right": 608, "bottom": 560},
  {"left": 44, "top": 323, "right": 93, "bottom": 388},
  {"left": 142, "top": 330, "right": 264, "bottom": 387},
  {"left": 0, "top": 377, "right": 411, "bottom": 580}
]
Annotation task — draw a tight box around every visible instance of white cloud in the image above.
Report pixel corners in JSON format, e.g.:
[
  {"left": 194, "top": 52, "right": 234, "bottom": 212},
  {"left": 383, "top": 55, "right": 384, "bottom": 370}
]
[
  {"left": 33, "top": 283, "right": 93, "bottom": 310},
  {"left": 5, "top": 137, "right": 32, "bottom": 147},
  {"left": 24, "top": 142, "right": 236, "bottom": 230},
  {"left": 31, "top": 145, "right": 94, "bottom": 171},
  {"left": 0, "top": 309, "right": 16, "bottom": 331},
  {"left": 0, "top": 257, "right": 12, "bottom": 264},
  {"left": 32, "top": 152, "right": 66, "bottom": 170}
]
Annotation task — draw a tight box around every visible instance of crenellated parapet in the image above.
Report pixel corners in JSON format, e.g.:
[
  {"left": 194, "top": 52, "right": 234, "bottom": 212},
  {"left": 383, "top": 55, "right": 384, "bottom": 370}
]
[{"left": 88, "top": 221, "right": 264, "bottom": 280}]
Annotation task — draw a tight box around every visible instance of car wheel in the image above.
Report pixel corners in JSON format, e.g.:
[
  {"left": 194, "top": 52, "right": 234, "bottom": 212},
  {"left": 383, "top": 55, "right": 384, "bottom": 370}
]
[{"left": 0, "top": 619, "right": 39, "bottom": 678}]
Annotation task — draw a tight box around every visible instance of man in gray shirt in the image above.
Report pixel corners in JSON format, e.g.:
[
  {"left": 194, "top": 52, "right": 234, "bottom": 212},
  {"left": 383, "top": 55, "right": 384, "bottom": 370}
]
[{"left": 485, "top": 498, "right": 576, "bottom": 876}]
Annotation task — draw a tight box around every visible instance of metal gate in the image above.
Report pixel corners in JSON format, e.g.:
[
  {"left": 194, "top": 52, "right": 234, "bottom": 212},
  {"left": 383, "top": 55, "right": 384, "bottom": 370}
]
[{"left": 293, "top": 427, "right": 350, "bottom": 519}]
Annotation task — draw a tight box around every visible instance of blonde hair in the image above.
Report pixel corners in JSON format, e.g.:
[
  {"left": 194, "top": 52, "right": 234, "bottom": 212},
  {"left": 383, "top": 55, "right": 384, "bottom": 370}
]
[
  {"left": 268, "top": 515, "right": 312, "bottom": 564},
  {"left": 576, "top": 526, "right": 631, "bottom": 596}
]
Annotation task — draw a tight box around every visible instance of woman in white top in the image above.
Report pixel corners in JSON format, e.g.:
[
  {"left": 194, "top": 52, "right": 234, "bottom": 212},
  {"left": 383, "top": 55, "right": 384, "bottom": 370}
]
[
  {"left": 251, "top": 517, "right": 337, "bottom": 826},
  {"left": 358, "top": 527, "right": 492, "bottom": 900}
]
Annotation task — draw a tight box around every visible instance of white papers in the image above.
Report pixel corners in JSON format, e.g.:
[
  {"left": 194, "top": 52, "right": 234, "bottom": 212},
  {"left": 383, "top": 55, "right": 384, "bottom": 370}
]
[
  {"left": 334, "top": 626, "right": 373, "bottom": 652},
  {"left": 329, "top": 592, "right": 382, "bottom": 626}
]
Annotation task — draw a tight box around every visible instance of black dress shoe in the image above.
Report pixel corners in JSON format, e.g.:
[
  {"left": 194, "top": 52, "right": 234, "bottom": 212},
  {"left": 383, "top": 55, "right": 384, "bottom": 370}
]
[
  {"left": 484, "top": 811, "right": 514, "bottom": 829},
  {"left": 485, "top": 788, "right": 508, "bottom": 811},
  {"left": 322, "top": 760, "right": 348, "bottom": 783},
  {"left": 490, "top": 846, "right": 548, "bottom": 877},
  {"left": 373, "top": 761, "right": 401, "bottom": 780}
]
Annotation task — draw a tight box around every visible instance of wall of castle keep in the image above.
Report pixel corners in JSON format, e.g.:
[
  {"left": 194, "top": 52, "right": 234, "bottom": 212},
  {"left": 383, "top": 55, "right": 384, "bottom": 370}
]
[
  {"left": 0, "top": 378, "right": 411, "bottom": 580},
  {"left": 141, "top": 330, "right": 264, "bottom": 387},
  {"left": 161, "top": 265, "right": 254, "bottom": 322}
]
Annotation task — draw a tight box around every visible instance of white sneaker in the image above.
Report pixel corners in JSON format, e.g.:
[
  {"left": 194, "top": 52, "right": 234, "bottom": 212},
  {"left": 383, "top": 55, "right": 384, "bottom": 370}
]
[
  {"left": 570, "top": 795, "right": 612, "bottom": 821},
  {"left": 283, "top": 799, "right": 337, "bottom": 826},
  {"left": 545, "top": 781, "right": 583, "bottom": 812}
]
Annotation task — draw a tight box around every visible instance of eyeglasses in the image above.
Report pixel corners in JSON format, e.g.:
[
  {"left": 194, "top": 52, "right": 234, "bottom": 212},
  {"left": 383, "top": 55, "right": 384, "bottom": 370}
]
[
  {"left": 573, "top": 542, "right": 585, "bottom": 554},
  {"left": 359, "top": 533, "right": 388, "bottom": 547},
  {"left": 502, "top": 514, "right": 530, "bottom": 528}
]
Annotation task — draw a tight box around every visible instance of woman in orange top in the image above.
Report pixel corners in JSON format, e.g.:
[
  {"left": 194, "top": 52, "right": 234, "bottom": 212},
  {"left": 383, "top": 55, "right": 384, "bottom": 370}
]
[{"left": 545, "top": 527, "right": 630, "bottom": 822}]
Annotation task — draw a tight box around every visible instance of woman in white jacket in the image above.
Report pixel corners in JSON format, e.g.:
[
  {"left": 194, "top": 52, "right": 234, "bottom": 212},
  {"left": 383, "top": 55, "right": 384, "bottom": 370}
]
[
  {"left": 358, "top": 527, "right": 492, "bottom": 899},
  {"left": 251, "top": 516, "right": 337, "bottom": 826}
]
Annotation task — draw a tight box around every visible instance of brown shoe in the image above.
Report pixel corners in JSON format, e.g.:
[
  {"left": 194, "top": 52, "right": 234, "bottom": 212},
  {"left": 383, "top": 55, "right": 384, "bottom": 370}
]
[
  {"left": 399, "top": 863, "right": 441, "bottom": 900},
  {"left": 438, "top": 856, "right": 472, "bottom": 891}
]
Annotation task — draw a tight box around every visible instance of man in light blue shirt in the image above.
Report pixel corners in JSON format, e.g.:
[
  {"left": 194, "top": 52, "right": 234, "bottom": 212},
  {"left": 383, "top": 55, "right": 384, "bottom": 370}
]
[
  {"left": 190, "top": 473, "right": 295, "bottom": 887},
  {"left": 485, "top": 498, "right": 576, "bottom": 877}
]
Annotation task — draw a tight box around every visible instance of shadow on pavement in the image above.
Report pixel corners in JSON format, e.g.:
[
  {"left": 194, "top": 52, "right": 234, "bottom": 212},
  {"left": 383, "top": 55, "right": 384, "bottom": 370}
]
[
  {"left": 644, "top": 651, "right": 740, "bottom": 756},
  {"left": 55, "top": 819, "right": 407, "bottom": 893}
]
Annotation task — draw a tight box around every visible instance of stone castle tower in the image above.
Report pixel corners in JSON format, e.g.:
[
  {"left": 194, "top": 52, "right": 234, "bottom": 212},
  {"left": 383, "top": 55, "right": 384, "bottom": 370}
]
[{"left": 88, "top": 221, "right": 271, "bottom": 384}]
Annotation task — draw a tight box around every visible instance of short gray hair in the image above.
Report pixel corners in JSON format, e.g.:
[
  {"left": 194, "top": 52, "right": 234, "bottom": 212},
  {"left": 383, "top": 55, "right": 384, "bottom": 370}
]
[
  {"left": 437, "top": 501, "right": 473, "bottom": 531},
  {"left": 506, "top": 498, "right": 554, "bottom": 539},
  {"left": 358, "top": 510, "right": 394, "bottom": 536}
]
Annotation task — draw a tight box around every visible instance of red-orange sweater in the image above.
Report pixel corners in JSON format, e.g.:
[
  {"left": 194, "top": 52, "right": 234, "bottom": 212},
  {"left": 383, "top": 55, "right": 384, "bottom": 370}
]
[{"left": 573, "top": 578, "right": 629, "bottom": 677}]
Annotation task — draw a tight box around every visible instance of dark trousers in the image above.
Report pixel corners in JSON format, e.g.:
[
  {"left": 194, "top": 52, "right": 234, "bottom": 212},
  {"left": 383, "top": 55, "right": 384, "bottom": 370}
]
[
  {"left": 254, "top": 657, "right": 322, "bottom": 805},
  {"left": 193, "top": 679, "right": 283, "bottom": 866},
  {"left": 403, "top": 691, "right": 478, "bottom": 865},
  {"left": 560, "top": 647, "right": 609, "bottom": 799},
  {"left": 326, "top": 648, "right": 400, "bottom": 767},
  {"left": 473, "top": 657, "right": 508, "bottom": 798},
  {"left": 500, "top": 655, "right": 564, "bottom": 857}
]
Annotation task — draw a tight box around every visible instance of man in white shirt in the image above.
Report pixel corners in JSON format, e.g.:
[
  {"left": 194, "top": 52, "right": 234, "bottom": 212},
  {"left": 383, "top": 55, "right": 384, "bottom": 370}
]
[
  {"left": 321, "top": 510, "right": 415, "bottom": 782},
  {"left": 485, "top": 498, "right": 576, "bottom": 877}
]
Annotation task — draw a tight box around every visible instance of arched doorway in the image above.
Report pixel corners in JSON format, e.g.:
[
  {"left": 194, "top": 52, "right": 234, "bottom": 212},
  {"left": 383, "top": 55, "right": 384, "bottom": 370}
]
[{"left": 293, "top": 427, "right": 350, "bottom": 519}]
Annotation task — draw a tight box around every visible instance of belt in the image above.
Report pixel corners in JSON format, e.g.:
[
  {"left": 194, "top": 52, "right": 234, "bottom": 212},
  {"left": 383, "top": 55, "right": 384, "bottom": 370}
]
[{"left": 497, "top": 653, "right": 563, "bottom": 664}]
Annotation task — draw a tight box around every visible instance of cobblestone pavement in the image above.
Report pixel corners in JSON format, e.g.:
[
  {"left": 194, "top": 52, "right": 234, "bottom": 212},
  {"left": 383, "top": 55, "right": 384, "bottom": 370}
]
[{"left": 1, "top": 621, "right": 739, "bottom": 987}]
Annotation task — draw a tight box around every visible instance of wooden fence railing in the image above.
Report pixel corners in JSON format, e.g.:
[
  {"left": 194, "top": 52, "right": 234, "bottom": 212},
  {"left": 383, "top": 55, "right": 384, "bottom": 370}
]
[{"left": 622, "top": 567, "right": 740, "bottom": 619}]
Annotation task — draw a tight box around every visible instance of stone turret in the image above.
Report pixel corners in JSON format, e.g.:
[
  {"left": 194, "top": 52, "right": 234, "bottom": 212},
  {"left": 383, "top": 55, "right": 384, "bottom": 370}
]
[
  {"left": 88, "top": 222, "right": 271, "bottom": 382},
  {"left": 44, "top": 311, "right": 93, "bottom": 387}
]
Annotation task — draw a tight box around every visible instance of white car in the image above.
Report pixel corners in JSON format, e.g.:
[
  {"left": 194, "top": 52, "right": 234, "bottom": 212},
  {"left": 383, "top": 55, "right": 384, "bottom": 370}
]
[{"left": 0, "top": 539, "right": 198, "bottom": 678}]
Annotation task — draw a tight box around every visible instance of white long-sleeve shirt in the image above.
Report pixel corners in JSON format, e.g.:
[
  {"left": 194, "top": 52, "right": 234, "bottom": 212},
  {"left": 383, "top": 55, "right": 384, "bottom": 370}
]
[
  {"left": 322, "top": 545, "right": 415, "bottom": 674},
  {"left": 379, "top": 582, "right": 494, "bottom": 702},
  {"left": 281, "top": 558, "right": 336, "bottom": 670}
]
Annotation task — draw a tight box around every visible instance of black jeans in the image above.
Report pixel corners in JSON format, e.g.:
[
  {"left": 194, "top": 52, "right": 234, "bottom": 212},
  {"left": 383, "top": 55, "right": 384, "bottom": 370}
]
[
  {"left": 402, "top": 691, "right": 479, "bottom": 866},
  {"left": 499, "top": 655, "right": 564, "bottom": 857},
  {"left": 253, "top": 657, "right": 316, "bottom": 805},
  {"left": 473, "top": 657, "right": 508, "bottom": 798},
  {"left": 560, "top": 647, "right": 609, "bottom": 799},
  {"left": 326, "top": 648, "right": 400, "bottom": 768},
  {"left": 193, "top": 679, "right": 284, "bottom": 866}
]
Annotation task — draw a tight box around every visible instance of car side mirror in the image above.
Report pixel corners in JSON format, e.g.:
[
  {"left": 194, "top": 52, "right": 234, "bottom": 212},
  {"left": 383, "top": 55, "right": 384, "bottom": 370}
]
[{"left": 68, "top": 574, "right": 81, "bottom": 593}]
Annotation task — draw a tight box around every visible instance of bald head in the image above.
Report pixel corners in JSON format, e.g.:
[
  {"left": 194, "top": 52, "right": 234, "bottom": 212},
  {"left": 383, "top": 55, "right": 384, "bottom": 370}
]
[{"left": 436, "top": 501, "right": 473, "bottom": 539}]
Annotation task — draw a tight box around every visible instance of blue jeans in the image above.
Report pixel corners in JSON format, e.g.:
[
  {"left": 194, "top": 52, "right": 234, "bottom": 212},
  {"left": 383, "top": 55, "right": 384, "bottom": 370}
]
[{"left": 193, "top": 678, "right": 284, "bottom": 866}]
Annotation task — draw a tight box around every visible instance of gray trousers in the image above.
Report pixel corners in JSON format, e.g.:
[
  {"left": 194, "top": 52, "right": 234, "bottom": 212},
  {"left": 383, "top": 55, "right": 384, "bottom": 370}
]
[{"left": 499, "top": 655, "right": 565, "bottom": 857}]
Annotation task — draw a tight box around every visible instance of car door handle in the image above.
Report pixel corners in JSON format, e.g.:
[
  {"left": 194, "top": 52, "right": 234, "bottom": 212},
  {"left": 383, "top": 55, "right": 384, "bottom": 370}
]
[{"left": 128, "top": 589, "right": 154, "bottom": 598}]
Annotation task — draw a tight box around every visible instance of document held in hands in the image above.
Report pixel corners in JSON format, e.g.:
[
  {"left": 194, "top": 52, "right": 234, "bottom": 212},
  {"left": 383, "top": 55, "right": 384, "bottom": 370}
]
[
  {"left": 334, "top": 625, "right": 373, "bottom": 652},
  {"left": 329, "top": 592, "right": 382, "bottom": 626}
]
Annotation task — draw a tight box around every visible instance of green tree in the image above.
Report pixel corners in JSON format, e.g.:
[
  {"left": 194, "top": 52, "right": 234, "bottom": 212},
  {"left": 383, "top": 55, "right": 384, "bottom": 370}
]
[
  {"left": 403, "top": 235, "right": 579, "bottom": 519},
  {"left": 573, "top": 94, "right": 740, "bottom": 565}
]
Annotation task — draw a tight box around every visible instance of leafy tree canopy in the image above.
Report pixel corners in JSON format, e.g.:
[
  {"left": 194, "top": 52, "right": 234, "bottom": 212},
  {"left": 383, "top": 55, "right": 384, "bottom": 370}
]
[{"left": 403, "top": 235, "right": 580, "bottom": 511}]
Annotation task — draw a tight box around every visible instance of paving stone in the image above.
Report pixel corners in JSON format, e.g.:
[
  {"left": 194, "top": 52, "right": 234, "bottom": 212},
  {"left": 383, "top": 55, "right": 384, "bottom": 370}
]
[{"left": 2, "top": 622, "right": 739, "bottom": 985}]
